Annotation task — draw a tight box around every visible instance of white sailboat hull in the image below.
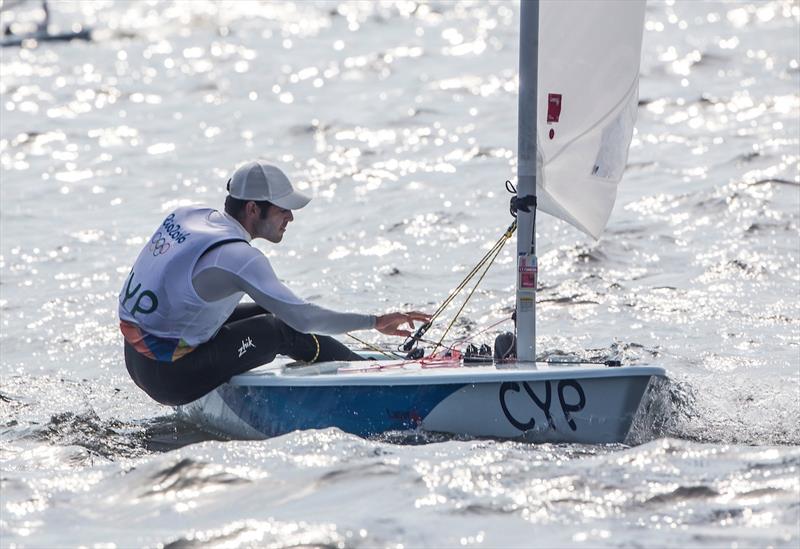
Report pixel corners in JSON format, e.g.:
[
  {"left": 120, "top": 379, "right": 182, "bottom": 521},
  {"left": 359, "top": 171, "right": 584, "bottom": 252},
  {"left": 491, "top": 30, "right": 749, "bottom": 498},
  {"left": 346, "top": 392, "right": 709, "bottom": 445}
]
[{"left": 178, "top": 361, "right": 664, "bottom": 444}]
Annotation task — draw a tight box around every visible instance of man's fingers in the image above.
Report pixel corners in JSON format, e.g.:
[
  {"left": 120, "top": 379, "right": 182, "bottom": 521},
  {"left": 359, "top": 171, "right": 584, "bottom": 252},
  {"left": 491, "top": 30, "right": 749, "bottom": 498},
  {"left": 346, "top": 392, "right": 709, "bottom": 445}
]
[
  {"left": 405, "top": 311, "right": 431, "bottom": 321},
  {"left": 402, "top": 311, "right": 431, "bottom": 331},
  {"left": 375, "top": 311, "right": 432, "bottom": 337}
]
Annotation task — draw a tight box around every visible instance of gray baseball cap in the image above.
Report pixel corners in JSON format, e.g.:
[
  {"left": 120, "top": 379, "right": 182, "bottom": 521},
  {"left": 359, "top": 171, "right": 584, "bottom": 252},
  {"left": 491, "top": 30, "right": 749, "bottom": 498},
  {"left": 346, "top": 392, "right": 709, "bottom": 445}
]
[{"left": 227, "top": 161, "right": 311, "bottom": 210}]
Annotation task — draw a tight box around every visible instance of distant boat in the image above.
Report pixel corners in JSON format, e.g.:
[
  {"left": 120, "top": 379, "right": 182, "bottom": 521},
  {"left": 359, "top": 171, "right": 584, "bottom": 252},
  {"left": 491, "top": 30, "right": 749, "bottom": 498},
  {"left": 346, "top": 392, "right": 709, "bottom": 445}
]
[
  {"left": 179, "top": 0, "right": 666, "bottom": 443},
  {"left": 1, "top": 28, "right": 91, "bottom": 48},
  {"left": 1, "top": 0, "right": 92, "bottom": 48}
]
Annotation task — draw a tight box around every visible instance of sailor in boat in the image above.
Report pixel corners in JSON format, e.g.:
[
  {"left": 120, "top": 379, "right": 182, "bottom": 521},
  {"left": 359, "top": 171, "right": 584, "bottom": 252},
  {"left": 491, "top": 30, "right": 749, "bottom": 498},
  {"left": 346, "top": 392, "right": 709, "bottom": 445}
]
[
  {"left": 2, "top": 0, "right": 48, "bottom": 38},
  {"left": 2, "top": 0, "right": 91, "bottom": 48},
  {"left": 119, "top": 160, "right": 430, "bottom": 406}
]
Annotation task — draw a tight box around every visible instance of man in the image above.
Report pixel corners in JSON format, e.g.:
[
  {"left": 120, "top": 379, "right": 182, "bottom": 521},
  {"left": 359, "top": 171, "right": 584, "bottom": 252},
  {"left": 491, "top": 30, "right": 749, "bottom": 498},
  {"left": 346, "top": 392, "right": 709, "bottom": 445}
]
[{"left": 119, "top": 160, "right": 429, "bottom": 406}]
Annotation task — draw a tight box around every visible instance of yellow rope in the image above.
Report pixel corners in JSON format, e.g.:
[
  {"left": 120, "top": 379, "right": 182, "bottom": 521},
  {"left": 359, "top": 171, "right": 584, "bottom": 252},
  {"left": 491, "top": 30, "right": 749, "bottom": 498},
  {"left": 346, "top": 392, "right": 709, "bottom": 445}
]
[
  {"left": 430, "top": 226, "right": 514, "bottom": 355},
  {"left": 345, "top": 333, "right": 400, "bottom": 359},
  {"left": 426, "top": 220, "right": 516, "bottom": 326},
  {"left": 344, "top": 220, "right": 517, "bottom": 360}
]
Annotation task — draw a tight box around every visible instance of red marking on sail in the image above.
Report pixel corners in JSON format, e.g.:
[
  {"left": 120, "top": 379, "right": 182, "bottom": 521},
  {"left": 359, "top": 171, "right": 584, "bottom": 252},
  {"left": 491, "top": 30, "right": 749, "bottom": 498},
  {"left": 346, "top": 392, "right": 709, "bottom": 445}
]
[{"left": 547, "top": 93, "right": 562, "bottom": 123}]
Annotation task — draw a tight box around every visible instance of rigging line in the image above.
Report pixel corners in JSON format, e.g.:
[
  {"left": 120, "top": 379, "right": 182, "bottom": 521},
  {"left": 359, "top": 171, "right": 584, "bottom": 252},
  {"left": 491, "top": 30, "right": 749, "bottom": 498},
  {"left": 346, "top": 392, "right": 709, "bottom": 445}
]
[
  {"left": 413, "top": 335, "right": 482, "bottom": 357},
  {"left": 547, "top": 358, "right": 622, "bottom": 366},
  {"left": 402, "top": 315, "right": 513, "bottom": 358},
  {"left": 443, "top": 222, "right": 515, "bottom": 299},
  {"left": 430, "top": 229, "right": 514, "bottom": 356},
  {"left": 448, "top": 316, "right": 514, "bottom": 347},
  {"left": 427, "top": 220, "right": 517, "bottom": 324},
  {"left": 346, "top": 333, "right": 402, "bottom": 359},
  {"left": 401, "top": 219, "right": 517, "bottom": 354},
  {"left": 427, "top": 229, "right": 512, "bottom": 321},
  {"left": 427, "top": 245, "right": 504, "bottom": 325}
]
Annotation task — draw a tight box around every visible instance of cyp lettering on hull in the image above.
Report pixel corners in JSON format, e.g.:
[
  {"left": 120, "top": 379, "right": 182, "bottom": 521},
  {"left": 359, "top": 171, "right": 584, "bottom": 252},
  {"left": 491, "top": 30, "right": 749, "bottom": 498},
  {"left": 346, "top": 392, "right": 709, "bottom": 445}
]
[{"left": 499, "top": 379, "right": 586, "bottom": 433}]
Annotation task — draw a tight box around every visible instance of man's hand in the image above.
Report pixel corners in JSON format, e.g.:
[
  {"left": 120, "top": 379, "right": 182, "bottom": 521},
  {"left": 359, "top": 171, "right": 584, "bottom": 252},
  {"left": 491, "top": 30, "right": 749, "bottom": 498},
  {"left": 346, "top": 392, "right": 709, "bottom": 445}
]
[{"left": 375, "top": 311, "right": 431, "bottom": 337}]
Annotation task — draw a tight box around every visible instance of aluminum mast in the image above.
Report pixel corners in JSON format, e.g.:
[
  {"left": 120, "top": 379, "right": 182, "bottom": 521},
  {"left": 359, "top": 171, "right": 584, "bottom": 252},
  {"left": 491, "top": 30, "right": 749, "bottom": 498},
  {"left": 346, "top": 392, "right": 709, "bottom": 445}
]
[{"left": 515, "top": 0, "right": 539, "bottom": 362}]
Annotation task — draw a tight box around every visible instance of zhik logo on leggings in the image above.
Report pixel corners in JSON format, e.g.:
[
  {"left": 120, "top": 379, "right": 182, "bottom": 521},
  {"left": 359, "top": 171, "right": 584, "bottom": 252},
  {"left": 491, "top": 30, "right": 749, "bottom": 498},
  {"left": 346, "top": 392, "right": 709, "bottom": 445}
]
[{"left": 238, "top": 336, "right": 256, "bottom": 358}]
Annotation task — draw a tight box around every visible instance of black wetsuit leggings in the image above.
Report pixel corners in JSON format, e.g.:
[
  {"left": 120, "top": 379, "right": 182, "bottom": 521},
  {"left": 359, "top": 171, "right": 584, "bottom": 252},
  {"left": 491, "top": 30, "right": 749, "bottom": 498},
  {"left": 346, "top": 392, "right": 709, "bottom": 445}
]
[{"left": 124, "top": 303, "right": 364, "bottom": 406}]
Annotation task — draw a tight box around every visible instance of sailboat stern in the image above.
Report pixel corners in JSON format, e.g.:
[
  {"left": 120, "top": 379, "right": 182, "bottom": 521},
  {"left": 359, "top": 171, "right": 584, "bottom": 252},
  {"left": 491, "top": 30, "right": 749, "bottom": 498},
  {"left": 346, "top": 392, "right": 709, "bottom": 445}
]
[{"left": 420, "top": 365, "right": 663, "bottom": 443}]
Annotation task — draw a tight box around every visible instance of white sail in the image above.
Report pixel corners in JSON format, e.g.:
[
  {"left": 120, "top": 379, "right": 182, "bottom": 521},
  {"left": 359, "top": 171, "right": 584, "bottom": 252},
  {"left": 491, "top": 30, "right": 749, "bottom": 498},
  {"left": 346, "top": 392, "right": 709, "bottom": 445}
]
[{"left": 524, "top": 0, "right": 646, "bottom": 238}]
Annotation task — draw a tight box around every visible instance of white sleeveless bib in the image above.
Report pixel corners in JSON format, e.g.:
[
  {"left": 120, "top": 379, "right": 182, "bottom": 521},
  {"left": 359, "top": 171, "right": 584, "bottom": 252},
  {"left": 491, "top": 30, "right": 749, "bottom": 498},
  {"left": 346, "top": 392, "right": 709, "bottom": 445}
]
[{"left": 119, "top": 207, "right": 249, "bottom": 346}]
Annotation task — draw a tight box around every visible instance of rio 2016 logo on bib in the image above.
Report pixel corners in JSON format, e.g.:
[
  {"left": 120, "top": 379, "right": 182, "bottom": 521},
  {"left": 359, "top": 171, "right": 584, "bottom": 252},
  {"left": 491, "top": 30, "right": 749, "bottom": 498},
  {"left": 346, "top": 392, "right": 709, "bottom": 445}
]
[
  {"left": 147, "top": 213, "right": 192, "bottom": 257},
  {"left": 161, "top": 213, "right": 191, "bottom": 244},
  {"left": 148, "top": 231, "right": 170, "bottom": 256}
]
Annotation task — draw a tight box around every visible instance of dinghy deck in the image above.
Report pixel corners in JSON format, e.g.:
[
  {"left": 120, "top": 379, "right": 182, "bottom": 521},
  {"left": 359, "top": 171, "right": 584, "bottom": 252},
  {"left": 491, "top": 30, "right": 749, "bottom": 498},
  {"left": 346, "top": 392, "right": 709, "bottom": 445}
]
[{"left": 228, "top": 359, "right": 665, "bottom": 386}]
